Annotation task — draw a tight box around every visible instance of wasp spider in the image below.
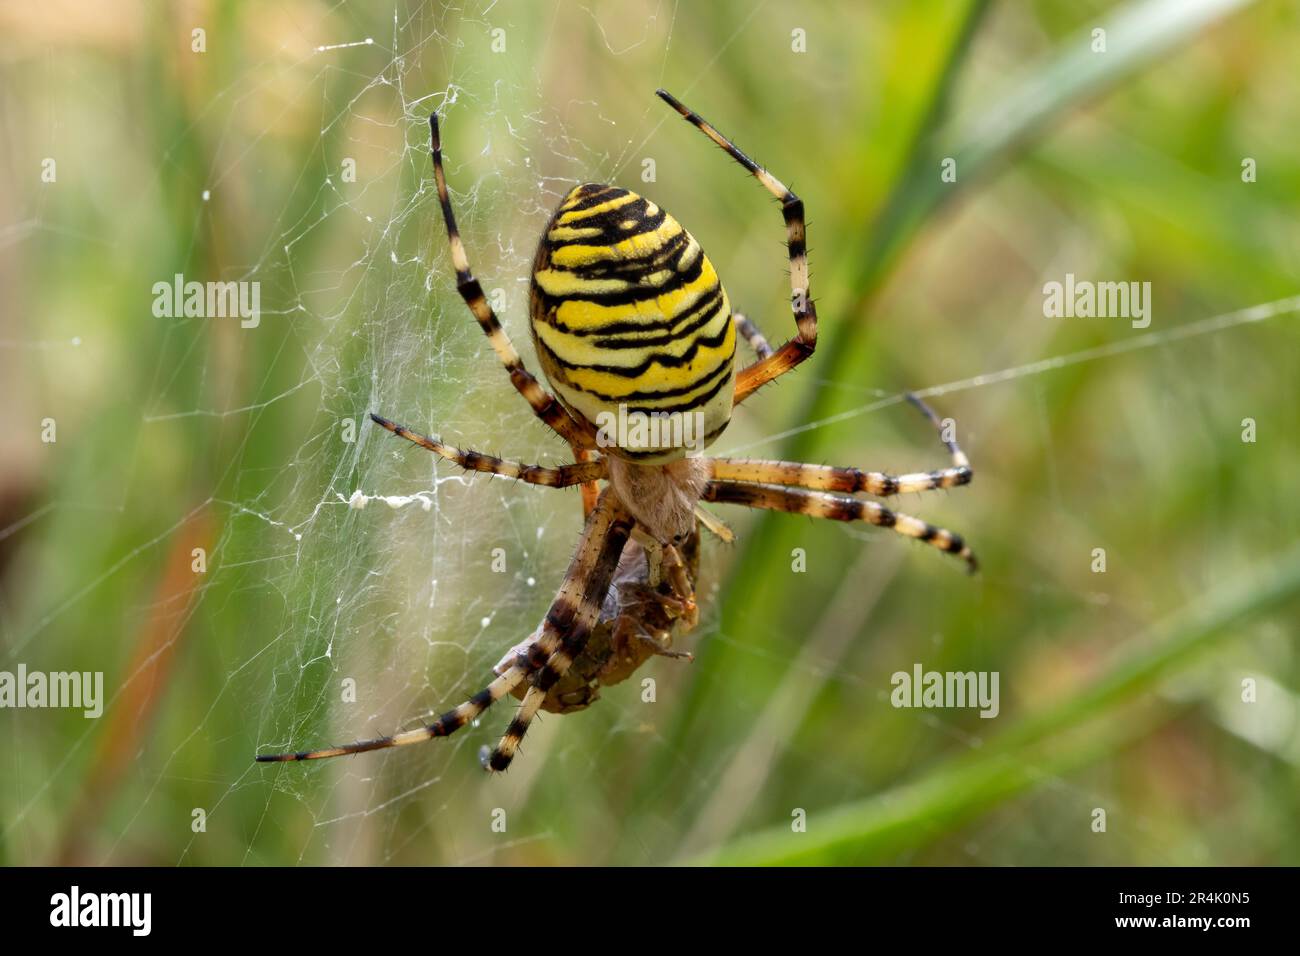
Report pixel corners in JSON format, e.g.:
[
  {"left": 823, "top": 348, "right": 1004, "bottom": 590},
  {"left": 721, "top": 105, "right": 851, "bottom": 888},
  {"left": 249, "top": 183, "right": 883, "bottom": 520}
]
[{"left": 256, "top": 90, "right": 975, "bottom": 772}]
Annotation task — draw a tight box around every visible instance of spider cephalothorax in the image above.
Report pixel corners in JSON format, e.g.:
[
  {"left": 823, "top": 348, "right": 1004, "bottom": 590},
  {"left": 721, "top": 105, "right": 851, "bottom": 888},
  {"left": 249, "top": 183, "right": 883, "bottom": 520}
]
[{"left": 257, "top": 89, "right": 975, "bottom": 773}]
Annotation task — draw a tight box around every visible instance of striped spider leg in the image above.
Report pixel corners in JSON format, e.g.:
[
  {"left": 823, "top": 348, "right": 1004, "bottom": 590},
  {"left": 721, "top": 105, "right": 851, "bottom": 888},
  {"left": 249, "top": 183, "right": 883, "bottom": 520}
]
[
  {"left": 655, "top": 89, "right": 976, "bottom": 568},
  {"left": 369, "top": 413, "right": 606, "bottom": 488},
  {"left": 707, "top": 392, "right": 971, "bottom": 497},
  {"left": 732, "top": 312, "right": 773, "bottom": 360},
  {"left": 424, "top": 113, "right": 597, "bottom": 450},
  {"left": 634, "top": 531, "right": 699, "bottom": 628},
  {"left": 255, "top": 490, "right": 633, "bottom": 764},
  {"left": 429, "top": 110, "right": 606, "bottom": 511},
  {"left": 703, "top": 392, "right": 977, "bottom": 571},
  {"left": 490, "top": 532, "right": 700, "bottom": 715},
  {"left": 480, "top": 491, "right": 637, "bottom": 771},
  {"left": 441, "top": 109, "right": 608, "bottom": 512},
  {"left": 656, "top": 89, "right": 817, "bottom": 405},
  {"left": 702, "top": 480, "right": 977, "bottom": 571}
]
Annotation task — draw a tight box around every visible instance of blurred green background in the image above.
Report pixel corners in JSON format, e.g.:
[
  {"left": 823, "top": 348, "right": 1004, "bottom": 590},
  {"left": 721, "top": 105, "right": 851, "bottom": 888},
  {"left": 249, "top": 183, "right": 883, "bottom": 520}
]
[{"left": 2, "top": 0, "right": 1298, "bottom": 866}]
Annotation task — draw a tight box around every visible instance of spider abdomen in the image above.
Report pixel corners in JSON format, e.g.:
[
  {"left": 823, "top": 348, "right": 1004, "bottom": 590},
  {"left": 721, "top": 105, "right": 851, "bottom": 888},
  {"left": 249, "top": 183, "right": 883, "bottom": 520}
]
[{"left": 529, "top": 184, "right": 736, "bottom": 462}]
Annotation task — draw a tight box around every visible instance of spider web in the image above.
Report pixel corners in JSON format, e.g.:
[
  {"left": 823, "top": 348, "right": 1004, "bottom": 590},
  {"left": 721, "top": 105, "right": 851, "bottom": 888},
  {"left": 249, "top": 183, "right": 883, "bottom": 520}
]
[
  {"left": 204, "top": 7, "right": 692, "bottom": 862},
  {"left": 3, "top": 1, "right": 1297, "bottom": 867}
]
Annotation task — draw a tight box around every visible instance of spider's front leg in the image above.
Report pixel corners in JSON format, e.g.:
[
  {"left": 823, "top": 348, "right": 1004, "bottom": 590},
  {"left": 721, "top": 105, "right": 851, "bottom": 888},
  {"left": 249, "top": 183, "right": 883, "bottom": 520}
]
[
  {"left": 603, "top": 581, "right": 696, "bottom": 672},
  {"left": 493, "top": 622, "right": 613, "bottom": 716},
  {"left": 636, "top": 533, "right": 698, "bottom": 625},
  {"left": 607, "top": 524, "right": 704, "bottom": 679},
  {"left": 492, "top": 533, "right": 698, "bottom": 715},
  {"left": 256, "top": 490, "right": 631, "bottom": 765},
  {"left": 481, "top": 493, "right": 636, "bottom": 772}
]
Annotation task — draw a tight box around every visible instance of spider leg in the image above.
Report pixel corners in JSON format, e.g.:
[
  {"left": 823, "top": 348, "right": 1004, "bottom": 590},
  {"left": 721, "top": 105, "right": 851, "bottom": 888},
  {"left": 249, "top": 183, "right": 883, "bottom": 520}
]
[
  {"left": 255, "top": 491, "right": 632, "bottom": 764},
  {"left": 693, "top": 504, "right": 734, "bottom": 542},
  {"left": 904, "top": 390, "right": 972, "bottom": 472},
  {"left": 733, "top": 312, "right": 773, "bottom": 360},
  {"left": 656, "top": 90, "right": 817, "bottom": 405},
  {"left": 482, "top": 491, "right": 635, "bottom": 772},
  {"left": 571, "top": 444, "right": 602, "bottom": 517},
  {"left": 708, "top": 392, "right": 973, "bottom": 495},
  {"left": 707, "top": 458, "right": 970, "bottom": 496},
  {"left": 254, "top": 663, "right": 530, "bottom": 762},
  {"left": 428, "top": 114, "right": 596, "bottom": 448},
  {"left": 627, "top": 533, "right": 697, "bottom": 613},
  {"left": 702, "top": 480, "right": 977, "bottom": 572},
  {"left": 655, "top": 541, "right": 699, "bottom": 627},
  {"left": 370, "top": 413, "right": 606, "bottom": 488}
]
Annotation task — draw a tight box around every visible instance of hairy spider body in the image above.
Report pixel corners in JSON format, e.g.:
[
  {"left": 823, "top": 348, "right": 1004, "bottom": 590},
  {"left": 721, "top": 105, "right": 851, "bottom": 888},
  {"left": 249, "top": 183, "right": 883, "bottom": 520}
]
[
  {"left": 606, "top": 456, "right": 710, "bottom": 544},
  {"left": 256, "top": 89, "right": 976, "bottom": 774}
]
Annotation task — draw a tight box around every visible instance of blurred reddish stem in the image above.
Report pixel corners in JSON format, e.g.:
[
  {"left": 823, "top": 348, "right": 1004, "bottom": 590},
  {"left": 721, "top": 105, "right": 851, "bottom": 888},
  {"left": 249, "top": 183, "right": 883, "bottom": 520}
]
[{"left": 55, "top": 505, "right": 215, "bottom": 865}]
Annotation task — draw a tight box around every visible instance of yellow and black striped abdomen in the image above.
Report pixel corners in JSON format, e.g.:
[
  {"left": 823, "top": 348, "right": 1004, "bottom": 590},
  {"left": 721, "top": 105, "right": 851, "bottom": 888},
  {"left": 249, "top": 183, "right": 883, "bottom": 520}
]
[{"left": 530, "top": 184, "right": 736, "bottom": 462}]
